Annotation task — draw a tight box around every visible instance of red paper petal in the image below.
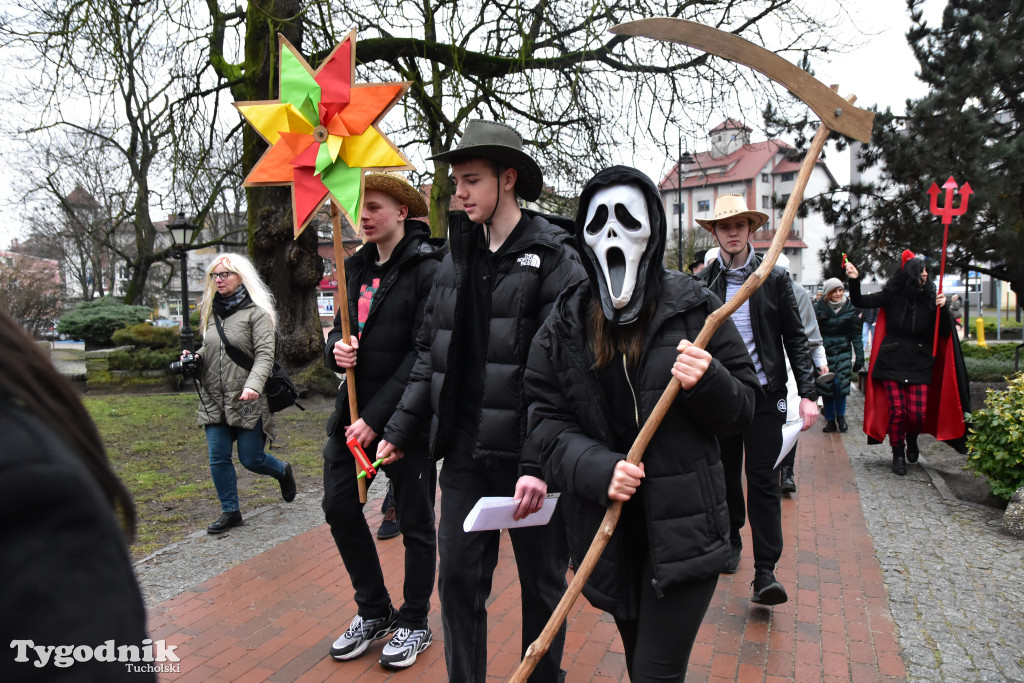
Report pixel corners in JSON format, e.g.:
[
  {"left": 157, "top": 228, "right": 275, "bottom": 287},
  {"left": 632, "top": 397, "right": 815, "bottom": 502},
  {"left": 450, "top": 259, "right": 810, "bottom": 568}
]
[
  {"left": 291, "top": 140, "right": 321, "bottom": 168},
  {"left": 317, "top": 38, "right": 352, "bottom": 107},
  {"left": 293, "top": 166, "right": 329, "bottom": 228}
]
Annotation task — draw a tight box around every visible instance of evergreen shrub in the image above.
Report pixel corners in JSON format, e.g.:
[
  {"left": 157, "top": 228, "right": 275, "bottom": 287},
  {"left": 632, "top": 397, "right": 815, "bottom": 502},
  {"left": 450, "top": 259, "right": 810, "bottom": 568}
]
[{"left": 966, "top": 373, "right": 1024, "bottom": 500}]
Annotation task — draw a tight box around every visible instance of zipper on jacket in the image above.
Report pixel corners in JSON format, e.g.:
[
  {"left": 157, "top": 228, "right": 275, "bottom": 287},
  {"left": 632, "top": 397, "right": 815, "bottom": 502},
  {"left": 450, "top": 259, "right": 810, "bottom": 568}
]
[{"left": 622, "top": 355, "right": 640, "bottom": 430}]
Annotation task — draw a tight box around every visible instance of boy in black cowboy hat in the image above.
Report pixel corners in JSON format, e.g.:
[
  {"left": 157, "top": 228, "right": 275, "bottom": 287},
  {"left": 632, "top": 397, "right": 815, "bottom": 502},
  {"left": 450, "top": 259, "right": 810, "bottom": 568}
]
[
  {"left": 697, "top": 194, "right": 819, "bottom": 607},
  {"left": 323, "top": 173, "right": 447, "bottom": 669},
  {"left": 377, "top": 120, "right": 586, "bottom": 682}
]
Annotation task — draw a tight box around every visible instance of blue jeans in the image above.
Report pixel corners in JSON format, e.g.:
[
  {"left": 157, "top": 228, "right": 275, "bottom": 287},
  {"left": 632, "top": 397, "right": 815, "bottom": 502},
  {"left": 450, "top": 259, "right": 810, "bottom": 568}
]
[
  {"left": 205, "top": 421, "right": 286, "bottom": 513},
  {"left": 821, "top": 375, "right": 848, "bottom": 421}
]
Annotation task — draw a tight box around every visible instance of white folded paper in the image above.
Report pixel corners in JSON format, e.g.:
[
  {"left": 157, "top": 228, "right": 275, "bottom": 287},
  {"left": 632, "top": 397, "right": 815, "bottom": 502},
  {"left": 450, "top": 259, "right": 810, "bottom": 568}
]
[
  {"left": 775, "top": 419, "right": 805, "bottom": 469},
  {"left": 462, "top": 493, "right": 561, "bottom": 532}
]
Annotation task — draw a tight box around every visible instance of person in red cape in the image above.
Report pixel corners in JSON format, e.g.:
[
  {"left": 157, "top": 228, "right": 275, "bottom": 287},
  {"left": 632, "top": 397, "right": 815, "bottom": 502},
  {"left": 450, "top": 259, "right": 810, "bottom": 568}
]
[{"left": 845, "top": 250, "right": 970, "bottom": 475}]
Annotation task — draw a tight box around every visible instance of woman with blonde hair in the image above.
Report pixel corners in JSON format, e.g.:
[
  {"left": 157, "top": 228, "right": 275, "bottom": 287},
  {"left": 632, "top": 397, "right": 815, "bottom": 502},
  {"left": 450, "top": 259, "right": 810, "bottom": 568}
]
[{"left": 183, "top": 252, "right": 296, "bottom": 534}]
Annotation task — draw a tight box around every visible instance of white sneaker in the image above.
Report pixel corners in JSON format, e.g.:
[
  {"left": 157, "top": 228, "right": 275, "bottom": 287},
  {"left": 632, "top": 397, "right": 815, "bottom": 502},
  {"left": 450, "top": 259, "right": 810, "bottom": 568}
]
[
  {"left": 330, "top": 608, "right": 397, "bottom": 660},
  {"left": 378, "top": 626, "right": 432, "bottom": 669}
]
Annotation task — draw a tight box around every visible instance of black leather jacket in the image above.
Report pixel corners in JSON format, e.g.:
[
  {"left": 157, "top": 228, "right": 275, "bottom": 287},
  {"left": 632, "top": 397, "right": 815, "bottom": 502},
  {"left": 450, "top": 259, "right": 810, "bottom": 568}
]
[{"left": 700, "top": 253, "right": 817, "bottom": 400}]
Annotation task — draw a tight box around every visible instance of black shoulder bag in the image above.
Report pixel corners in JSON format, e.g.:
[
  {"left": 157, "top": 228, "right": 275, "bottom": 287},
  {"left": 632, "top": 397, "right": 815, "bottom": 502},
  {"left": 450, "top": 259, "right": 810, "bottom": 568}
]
[{"left": 213, "top": 314, "right": 303, "bottom": 412}]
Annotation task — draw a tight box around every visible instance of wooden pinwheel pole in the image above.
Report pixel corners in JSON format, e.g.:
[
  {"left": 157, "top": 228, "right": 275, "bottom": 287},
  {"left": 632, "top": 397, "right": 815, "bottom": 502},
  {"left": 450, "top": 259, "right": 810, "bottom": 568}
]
[{"left": 511, "top": 18, "right": 875, "bottom": 683}]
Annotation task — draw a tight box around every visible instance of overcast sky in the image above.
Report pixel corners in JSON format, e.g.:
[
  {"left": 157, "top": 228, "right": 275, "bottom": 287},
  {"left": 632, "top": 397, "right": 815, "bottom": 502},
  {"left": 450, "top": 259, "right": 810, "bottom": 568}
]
[{"left": 0, "top": 0, "right": 946, "bottom": 250}]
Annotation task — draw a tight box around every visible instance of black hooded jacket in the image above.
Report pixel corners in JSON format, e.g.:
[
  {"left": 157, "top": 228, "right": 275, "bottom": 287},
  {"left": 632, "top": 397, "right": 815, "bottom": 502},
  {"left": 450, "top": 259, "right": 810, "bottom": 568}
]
[
  {"left": 523, "top": 167, "right": 758, "bottom": 619},
  {"left": 324, "top": 220, "right": 447, "bottom": 444},
  {"left": 382, "top": 209, "right": 586, "bottom": 468}
]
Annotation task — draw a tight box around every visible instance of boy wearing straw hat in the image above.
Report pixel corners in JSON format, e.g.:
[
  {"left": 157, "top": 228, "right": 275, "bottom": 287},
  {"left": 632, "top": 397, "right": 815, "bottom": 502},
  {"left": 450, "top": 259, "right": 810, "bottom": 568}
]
[
  {"left": 697, "top": 194, "right": 819, "bottom": 607},
  {"left": 324, "top": 172, "right": 447, "bottom": 669},
  {"left": 377, "top": 120, "right": 587, "bottom": 682}
]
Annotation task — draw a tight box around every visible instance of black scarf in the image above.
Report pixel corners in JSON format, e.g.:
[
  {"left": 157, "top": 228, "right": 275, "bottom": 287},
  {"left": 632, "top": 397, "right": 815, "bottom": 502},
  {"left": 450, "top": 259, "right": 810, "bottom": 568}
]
[{"left": 212, "top": 284, "right": 251, "bottom": 319}]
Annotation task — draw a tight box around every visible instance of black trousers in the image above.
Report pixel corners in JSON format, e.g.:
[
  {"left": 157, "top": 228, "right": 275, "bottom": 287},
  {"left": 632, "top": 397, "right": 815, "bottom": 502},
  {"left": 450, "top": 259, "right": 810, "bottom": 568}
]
[
  {"left": 719, "top": 387, "right": 787, "bottom": 572},
  {"left": 321, "top": 433, "right": 437, "bottom": 628},
  {"left": 614, "top": 571, "right": 718, "bottom": 682},
  {"left": 437, "top": 430, "right": 568, "bottom": 683}
]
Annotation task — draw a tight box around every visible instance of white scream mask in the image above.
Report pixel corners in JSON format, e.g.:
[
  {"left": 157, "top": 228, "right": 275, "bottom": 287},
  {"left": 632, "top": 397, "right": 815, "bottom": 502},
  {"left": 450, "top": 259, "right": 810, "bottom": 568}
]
[{"left": 582, "top": 184, "right": 651, "bottom": 310}]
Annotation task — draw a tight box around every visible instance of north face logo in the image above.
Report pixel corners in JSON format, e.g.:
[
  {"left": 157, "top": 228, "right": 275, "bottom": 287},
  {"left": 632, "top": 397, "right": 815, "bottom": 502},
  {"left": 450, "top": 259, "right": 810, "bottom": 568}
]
[{"left": 517, "top": 253, "right": 541, "bottom": 268}]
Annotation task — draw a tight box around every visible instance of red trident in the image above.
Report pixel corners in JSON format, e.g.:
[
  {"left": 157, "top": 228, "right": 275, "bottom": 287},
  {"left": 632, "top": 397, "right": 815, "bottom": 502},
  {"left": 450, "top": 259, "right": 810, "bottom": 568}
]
[{"left": 927, "top": 176, "right": 973, "bottom": 354}]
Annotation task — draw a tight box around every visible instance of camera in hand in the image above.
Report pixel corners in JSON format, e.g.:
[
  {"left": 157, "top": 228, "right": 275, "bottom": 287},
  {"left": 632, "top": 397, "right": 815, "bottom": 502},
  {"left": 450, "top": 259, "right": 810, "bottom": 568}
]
[{"left": 170, "top": 352, "right": 202, "bottom": 377}]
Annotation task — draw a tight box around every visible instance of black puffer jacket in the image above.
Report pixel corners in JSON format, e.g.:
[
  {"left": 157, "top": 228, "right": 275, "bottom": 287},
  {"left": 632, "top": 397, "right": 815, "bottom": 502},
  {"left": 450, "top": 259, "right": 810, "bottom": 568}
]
[
  {"left": 383, "top": 210, "right": 586, "bottom": 468},
  {"left": 324, "top": 220, "right": 446, "bottom": 440},
  {"left": 848, "top": 277, "right": 951, "bottom": 384},
  {"left": 700, "top": 255, "right": 818, "bottom": 400},
  {"left": 523, "top": 275, "right": 757, "bottom": 619},
  {"left": 814, "top": 297, "right": 864, "bottom": 397}
]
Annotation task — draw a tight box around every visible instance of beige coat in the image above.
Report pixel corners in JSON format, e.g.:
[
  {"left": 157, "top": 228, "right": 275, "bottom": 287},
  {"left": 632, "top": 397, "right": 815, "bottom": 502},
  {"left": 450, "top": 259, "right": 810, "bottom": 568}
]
[{"left": 195, "top": 303, "right": 276, "bottom": 441}]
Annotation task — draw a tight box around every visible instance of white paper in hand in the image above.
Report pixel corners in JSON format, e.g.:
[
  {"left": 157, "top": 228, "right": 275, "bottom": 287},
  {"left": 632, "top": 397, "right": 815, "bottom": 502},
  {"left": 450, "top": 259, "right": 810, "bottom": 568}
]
[
  {"left": 462, "top": 493, "right": 561, "bottom": 532},
  {"left": 775, "top": 419, "right": 804, "bottom": 469}
]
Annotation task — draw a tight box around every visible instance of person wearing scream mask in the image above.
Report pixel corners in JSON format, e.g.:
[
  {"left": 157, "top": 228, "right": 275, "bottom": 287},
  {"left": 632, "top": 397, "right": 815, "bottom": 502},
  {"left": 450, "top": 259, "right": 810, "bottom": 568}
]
[
  {"left": 376, "top": 120, "right": 587, "bottom": 682},
  {"left": 697, "top": 194, "right": 819, "bottom": 607},
  {"left": 523, "top": 167, "right": 758, "bottom": 680}
]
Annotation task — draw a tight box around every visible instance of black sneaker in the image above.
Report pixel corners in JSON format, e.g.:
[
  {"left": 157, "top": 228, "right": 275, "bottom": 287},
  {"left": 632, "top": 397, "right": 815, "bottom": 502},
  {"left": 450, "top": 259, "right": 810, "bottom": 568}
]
[
  {"left": 207, "top": 510, "right": 243, "bottom": 534},
  {"left": 330, "top": 607, "right": 397, "bottom": 661},
  {"left": 377, "top": 506, "right": 400, "bottom": 540},
  {"left": 379, "top": 625, "right": 432, "bottom": 669},
  {"left": 724, "top": 537, "right": 741, "bottom": 574},
  {"left": 751, "top": 570, "right": 788, "bottom": 606},
  {"left": 278, "top": 462, "right": 296, "bottom": 503}
]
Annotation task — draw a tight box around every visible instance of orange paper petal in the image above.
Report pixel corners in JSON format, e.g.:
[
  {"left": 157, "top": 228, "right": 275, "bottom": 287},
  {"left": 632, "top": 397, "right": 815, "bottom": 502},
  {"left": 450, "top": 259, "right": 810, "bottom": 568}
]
[
  {"left": 244, "top": 133, "right": 315, "bottom": 185},
  {"left": 339, "top": 84, "right": 404, "bottom": 136}
]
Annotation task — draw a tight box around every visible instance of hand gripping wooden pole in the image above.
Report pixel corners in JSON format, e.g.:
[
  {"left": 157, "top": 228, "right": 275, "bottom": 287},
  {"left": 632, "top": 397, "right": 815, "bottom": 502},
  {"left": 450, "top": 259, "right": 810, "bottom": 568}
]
[
  {"left": 330, "top": 201, "right": 368, "bottom": 504},
  {"left": 510, "top": 98, "right": 855, "bottom": 683}
]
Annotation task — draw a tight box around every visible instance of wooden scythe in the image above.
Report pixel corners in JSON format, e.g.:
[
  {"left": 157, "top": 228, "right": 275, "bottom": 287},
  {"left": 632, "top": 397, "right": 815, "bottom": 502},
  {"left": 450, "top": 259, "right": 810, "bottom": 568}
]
[{"left": 510, "top": 18, "right": 874, "bottom": 682}]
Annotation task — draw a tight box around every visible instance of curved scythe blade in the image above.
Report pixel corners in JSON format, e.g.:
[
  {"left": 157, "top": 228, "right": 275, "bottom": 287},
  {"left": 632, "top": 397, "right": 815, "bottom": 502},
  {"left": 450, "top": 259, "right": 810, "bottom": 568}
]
[{"left": 611, "top": 17, "right": 874, "bottom": 142}]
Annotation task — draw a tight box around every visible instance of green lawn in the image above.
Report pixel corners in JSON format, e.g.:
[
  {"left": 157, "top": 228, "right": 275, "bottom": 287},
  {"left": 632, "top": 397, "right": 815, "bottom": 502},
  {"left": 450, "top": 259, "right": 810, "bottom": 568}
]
[{"left": 83, "top": 393, "right": 335, "bottom": 559}]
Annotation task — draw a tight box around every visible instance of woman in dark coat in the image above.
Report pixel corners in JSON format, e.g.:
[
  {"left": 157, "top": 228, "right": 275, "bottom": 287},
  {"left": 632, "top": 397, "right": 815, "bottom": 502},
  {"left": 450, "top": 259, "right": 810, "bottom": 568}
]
[
  {"left": 524, "top": 166, "right": 758, "bottom": 681},
  {"left": 814, "top": 277, "right": 864, "bottom": 433},
  {"left": 845, "top": 250, "right": 951, "bottom": 474}
]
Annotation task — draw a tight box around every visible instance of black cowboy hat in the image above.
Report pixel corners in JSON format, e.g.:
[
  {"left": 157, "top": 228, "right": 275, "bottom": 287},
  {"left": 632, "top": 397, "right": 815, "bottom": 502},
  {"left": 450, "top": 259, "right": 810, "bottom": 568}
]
[{"left": 427, "top": 120, "right": 543, "bottom": 201}]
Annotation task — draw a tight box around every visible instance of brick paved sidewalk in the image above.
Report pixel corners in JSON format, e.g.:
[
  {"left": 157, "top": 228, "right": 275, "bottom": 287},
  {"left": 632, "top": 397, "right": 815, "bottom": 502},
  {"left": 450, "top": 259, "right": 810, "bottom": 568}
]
[{"left": 148, "top": 426, "right": 906, "bottom": 682}]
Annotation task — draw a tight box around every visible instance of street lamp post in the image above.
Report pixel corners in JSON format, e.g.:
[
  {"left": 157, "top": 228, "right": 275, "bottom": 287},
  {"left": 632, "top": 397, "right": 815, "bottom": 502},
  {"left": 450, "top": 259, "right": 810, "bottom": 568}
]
[
  {"left": 167, "top": 212, "right": 200, "bottom": 352},
  {"left": 677, "top": 140, "right": 684, "bottom": 272}
]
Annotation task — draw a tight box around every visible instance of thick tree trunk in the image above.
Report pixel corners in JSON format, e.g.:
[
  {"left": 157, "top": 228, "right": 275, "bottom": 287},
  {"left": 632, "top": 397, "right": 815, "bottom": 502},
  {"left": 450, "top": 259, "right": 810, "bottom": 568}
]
[{"left": 241, "top": 2, "right": 324, "bottom": 369}]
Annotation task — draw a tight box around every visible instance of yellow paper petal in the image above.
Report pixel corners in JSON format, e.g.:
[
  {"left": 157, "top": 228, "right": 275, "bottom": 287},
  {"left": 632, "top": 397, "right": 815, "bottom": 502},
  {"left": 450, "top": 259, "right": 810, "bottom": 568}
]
[
  {"left": 237, "top": 103, "right": 314, "bottom": 145},
  {"left": 326, "top": 134, "right": 343, "bottom": 163},
  {"left": 340, "top": 127, "right": 407, "bottom": 169}
]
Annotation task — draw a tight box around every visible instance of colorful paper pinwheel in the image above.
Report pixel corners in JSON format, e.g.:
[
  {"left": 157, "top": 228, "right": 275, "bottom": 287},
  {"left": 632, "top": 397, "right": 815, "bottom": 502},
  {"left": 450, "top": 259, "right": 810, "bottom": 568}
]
[{"left": 235, "top": 32, "right": 412, "bottom": 236}]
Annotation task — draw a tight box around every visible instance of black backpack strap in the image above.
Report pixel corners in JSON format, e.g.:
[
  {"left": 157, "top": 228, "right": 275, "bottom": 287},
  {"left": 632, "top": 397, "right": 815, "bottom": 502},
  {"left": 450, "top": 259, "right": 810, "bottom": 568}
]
[{"left": 213, "top": 314, "right": 255, "bottom": 371}]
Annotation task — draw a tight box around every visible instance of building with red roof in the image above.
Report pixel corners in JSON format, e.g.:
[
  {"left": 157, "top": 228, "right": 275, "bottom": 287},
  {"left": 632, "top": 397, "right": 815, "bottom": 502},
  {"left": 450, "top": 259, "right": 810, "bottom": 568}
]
[{"left": 659, "top": 119, "right": 837, "bottom": 284}]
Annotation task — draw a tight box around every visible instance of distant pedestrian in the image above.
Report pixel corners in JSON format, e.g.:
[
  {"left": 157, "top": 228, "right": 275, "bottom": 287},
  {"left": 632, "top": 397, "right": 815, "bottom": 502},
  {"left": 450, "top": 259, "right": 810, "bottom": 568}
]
[
  {"left": 184, "top": 253, "right": 296, "bottom": 534},
  {"left": 846, "top": 250, "right": 968, "bottom": 473},
  {"left": 814, "top": 278, "right": 864, "bottom": 434}
]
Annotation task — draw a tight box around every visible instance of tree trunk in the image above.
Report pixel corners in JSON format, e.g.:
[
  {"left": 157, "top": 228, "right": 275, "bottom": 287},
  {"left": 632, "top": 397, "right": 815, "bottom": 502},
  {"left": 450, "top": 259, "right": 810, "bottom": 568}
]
[{"left": 241, "top": 2, "right": 323, "bottom": 369}]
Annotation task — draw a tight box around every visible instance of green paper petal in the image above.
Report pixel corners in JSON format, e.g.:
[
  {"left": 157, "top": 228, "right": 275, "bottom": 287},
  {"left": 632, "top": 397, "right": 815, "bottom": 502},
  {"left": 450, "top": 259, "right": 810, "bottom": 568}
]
[
  {"left": 297, "top": 95, "right": 319, "bottom": 128},
  {"left": 320, "top": 161, "right": 363, "bottom": 223},
  {"left": 315, "top": 142, "right": 334, "bottom": 176},
  {"left": 281, "top": 48, "right": 321, "bottom": 116}
]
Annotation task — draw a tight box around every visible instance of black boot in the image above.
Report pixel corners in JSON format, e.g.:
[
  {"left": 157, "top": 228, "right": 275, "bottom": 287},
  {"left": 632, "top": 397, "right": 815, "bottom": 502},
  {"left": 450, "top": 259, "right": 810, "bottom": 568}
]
[
  {"left": 278, "top": 461, "right": 296, "bottom": 503},
  {"left": 823, "top": 420, "right": 838, "bottom": 433},
  {"left": 906, "top": 434, "right": 920, "bottom": 463},
  {"left": 892, "top": 446, "right": 907, "bottom": 476},
  {"left": 780, "top": 465, "right": 796, "bottom": 494},
  {"left": 207, "top": 510, "right": 243, "bottom": 534},
  {"left": 836, "top": 415, "right": 848, "bottom": 432}
]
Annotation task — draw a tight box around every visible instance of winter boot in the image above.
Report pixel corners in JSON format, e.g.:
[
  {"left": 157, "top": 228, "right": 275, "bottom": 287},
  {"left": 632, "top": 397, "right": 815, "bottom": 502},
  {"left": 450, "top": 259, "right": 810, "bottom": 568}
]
[
  {"left": 891, "top": 445, "right": 907, "bottom": 476},
  {"left": 836, "top": 415, "right": 848, "bottom": 432},
  {"left": 822, "top": 420, "right": 838, "bottom": 433},
  {"left": 780, "top": 465, "right": 796, "bottom": 494},
  {"left": 906, "top": 433, "right": 920, "bottom": 463}
]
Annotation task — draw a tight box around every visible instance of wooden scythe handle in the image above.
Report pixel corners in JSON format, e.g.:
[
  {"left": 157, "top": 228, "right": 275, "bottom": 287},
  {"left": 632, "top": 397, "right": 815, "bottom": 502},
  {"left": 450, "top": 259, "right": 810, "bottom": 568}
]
[
  {"left": 511, "top": 98, "right": 853, "bottom": 683},
  {"left": 330, "top": 202, "right": 368, "bottom": 504}
]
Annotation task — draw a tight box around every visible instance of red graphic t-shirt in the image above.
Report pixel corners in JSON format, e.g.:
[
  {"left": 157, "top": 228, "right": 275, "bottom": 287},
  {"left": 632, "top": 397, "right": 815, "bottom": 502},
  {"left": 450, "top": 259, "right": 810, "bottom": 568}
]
[{"left": 357, "top": 277, "right": 380, "bottom": 337}]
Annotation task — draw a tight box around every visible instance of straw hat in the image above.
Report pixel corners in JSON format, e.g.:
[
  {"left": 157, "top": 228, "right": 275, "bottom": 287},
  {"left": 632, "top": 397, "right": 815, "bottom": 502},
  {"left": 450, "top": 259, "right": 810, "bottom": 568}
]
[
  {"left": 695, "top": 194, "right": 769, "bottom": 232},
  {"left": 364, "top": 172, "right": 429, "bottom": 218},
  {"left": 427, "top": 120, "right": 543, "bottom": 201}
]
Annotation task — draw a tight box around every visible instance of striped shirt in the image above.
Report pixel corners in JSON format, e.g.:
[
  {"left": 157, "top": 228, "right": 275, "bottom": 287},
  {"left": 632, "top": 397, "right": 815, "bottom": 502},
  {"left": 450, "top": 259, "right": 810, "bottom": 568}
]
[{"left": 721, "top": 250, "right": 767, "bottom": 385}]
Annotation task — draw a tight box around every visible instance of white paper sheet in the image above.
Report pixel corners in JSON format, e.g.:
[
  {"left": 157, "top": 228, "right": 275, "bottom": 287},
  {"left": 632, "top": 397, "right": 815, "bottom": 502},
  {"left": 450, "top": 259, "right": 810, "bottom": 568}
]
[
  {"left": 775, "top": 419, "right": 805, "bottom": 469},
  {"left": 462, "top": 493, "right": 561, "bottom": 532}
]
